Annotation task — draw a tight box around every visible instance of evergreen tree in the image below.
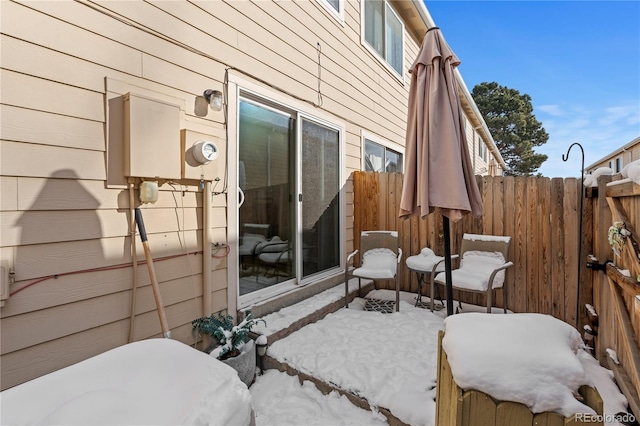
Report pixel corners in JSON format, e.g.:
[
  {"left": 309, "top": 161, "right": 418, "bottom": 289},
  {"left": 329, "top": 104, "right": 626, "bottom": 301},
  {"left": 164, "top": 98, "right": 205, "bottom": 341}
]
[{"left": 472, "top": 82, "right": 549, "bottom": 176}]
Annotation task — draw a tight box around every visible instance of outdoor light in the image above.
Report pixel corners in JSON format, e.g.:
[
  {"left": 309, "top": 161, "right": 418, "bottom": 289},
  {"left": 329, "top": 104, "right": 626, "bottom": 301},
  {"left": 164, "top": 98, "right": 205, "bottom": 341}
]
[
  {"left": 256, "top": 335, "right": 268, "bottom": 375},
  {"left": 203, "top": 89, "right": 223, "bottom": 111},
  {"left": 583, "top": 324, "right": 597, "bottom": 342}
]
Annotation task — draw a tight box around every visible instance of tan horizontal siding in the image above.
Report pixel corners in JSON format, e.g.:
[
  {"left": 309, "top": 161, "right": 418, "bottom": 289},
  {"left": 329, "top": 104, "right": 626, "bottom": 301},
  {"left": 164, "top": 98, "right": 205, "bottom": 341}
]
[
  {"left": 1, "top": 141, "right": 107, "bottom": 180},
  {"left": 0, "top": 105, "right": 104, "bottom": 151},
  {"left": 1, "top": 1, "right": 143, "bottom": 77},
  {"left": 1, "top": 177, "right": 18, "bottom": 211},
  {"left": 1, "top": 70, "right": 104, "bottom": 122},
  {"left": 14, "top": 178, "right": 200, "bottom": 211},
  {"left": 0, "top": 0, "right": 425, "bottom": 390},
  {"left": 1, "top": 254, "right": 205, "bottom": 317},
  {"left": 13, "top": 231, "right": 201, "bottom": 281}
]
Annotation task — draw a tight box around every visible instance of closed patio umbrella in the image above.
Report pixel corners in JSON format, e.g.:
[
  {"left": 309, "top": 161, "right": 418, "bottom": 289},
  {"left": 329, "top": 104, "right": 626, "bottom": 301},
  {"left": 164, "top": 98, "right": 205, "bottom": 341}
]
[{"left": 399, "top": 27, "right": 483, "bottom": 315}]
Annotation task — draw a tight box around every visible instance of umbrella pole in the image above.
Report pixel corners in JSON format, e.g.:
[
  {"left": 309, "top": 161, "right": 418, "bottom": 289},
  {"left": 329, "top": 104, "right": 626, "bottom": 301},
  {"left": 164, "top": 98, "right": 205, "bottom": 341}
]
[{"left": 443, "top": 216, "right": 454, "bottom": 316}]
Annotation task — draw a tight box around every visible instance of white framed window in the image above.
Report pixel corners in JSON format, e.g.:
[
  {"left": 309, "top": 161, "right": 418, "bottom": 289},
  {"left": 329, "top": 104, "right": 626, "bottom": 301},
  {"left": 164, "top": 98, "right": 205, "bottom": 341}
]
[
  {"left": 614, "top": 156, "right": 622, "bottom": 173},
  {"left": 361, "top": 0, "right": 404, "bottom": 78},
  {"left": 318, "top": 0, "right": 344, "bottom": 22},
  {"left": 362, "top": 132, "right": 404, "bottom": 173}
]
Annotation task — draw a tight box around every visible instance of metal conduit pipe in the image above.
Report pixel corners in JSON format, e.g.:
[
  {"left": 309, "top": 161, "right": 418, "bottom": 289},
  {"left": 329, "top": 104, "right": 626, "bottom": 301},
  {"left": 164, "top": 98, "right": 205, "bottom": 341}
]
[
  {"left": 202, "top": 181, "right": 213, "bottom": 317},
  {"left": 128, "top": 181, "right": 139, "bottom": 343}
]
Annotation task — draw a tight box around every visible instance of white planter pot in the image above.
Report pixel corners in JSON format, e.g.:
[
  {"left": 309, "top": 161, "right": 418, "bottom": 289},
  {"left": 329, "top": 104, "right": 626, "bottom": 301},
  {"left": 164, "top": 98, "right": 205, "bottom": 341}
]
[{"left": 221, "top": 340, "right": 256, "bottom": 388}]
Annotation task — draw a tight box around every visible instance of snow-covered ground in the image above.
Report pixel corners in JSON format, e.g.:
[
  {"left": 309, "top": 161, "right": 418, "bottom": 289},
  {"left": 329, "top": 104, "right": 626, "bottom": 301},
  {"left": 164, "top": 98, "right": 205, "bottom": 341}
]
[{"left": 250, "top": 289, "right": 631, "bottom": 426}]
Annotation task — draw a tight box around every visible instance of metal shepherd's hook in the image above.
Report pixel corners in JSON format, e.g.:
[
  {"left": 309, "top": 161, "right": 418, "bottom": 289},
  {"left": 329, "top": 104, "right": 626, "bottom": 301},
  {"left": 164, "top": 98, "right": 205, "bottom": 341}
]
[{"left": 562, "top": 142, "right": 584, "bottom": 329}]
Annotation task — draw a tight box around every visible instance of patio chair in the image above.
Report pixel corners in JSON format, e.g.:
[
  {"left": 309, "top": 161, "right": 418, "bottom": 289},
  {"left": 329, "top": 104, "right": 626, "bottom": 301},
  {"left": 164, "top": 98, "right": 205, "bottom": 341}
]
[
  {"left": 256, "top": 236, "right": 290, "bottom": 281},
  {"left": 406, "top": 247, "right": 459, "bottom": 310},
  {"left": 345, "top": 231, "right": 403, "bottom": 311},
  {"left": 433, "top": 233, "right": 513, "bottom": 313},
  {"left": 238, "top": 223, "right": 270, "bottom": 272}
]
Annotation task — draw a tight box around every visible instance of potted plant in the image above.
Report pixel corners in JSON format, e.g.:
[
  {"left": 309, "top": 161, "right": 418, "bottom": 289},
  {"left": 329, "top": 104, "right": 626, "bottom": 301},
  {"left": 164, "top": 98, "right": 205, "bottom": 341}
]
[{"left": 192, "top": 311, "right": 266, "bottom": 387}]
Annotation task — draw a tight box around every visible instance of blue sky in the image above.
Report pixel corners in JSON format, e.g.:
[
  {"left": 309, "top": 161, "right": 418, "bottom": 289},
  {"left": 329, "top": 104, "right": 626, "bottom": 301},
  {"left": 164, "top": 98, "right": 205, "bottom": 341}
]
[{"left": 424, "top": 1, "right": 640, "bottom": 177}]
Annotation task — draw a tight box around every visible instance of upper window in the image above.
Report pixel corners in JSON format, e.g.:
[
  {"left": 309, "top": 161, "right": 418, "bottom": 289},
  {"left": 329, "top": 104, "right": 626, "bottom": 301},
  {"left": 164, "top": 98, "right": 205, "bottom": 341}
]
[
  {"left": 615, "top": 157, "right": 622, "bottom": 173},
  {"left": 364, "top": 138, "right": 403, "bottom": 173},
  {"left": 318, "top": 0, "right": 343, "bottom": 21},
  {"left": 362, "top": 0, "right": 404, "bottom": 77}
]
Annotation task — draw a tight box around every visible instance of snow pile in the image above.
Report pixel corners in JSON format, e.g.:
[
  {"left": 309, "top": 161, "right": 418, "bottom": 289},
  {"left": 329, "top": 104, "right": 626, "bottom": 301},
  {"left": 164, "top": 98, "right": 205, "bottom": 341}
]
[
  {"left": 464, "top": 233, "right": 511, "bottom": 242},
  {"left": 252, "top": 280, "right": 362, "bottom": 336},
  {"left": 267, "top": 297, "right": 445, "bottom": 426},
  {"left": 251, "top": 289, "right": 629, "bottom": 425},
  {"left": 621, "top": 159, "right": 640, "bottom": 184},
  {"left": 406, "top": 247, "right": 445, "bottom": 272},
  {"left": 578, "top": 351, "right": 629, "bottom": 425},
  {"left": 442, "top": 313, "right": 594, "bottom": 417},
  {"left": 0, "top": 339, "right": 253, "bottom": 425},
  {"left": 251, "top": 370, "right": 388, "bottom": 425},
  {"left": 584, "top": 167, "right": 614, "bottom": 187}
]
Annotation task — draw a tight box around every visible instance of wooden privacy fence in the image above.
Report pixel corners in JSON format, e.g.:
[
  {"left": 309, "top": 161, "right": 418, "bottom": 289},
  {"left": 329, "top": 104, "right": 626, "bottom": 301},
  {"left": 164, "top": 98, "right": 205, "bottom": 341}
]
[
  {"left": 588, "top": 176, "right": 640, "bottom": 417},
  {"left": 352, "top": 171, "right": 592, "bottom": 328}
]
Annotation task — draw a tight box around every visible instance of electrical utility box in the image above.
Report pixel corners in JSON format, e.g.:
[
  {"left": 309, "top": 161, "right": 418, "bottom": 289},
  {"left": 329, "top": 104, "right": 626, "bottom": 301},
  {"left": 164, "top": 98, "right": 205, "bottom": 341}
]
[{"left": 123, "top": 93, "right": 181, "bottom": 180}]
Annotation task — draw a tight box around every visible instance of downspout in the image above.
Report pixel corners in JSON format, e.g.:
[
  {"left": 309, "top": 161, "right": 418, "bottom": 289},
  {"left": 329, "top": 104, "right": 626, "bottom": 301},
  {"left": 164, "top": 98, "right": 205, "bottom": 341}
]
[
  {"left": 202, "top": 181, "right": 212, "bottom": 317},
  {"left": 128, "top": 180, "right": 138, "bottom": 343}
]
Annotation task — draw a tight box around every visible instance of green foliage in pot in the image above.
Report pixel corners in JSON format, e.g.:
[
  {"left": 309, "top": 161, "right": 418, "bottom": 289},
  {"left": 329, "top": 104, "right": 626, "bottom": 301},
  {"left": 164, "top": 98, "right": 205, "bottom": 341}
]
[{"left": 192, "top": 311, "right": 266, "bottom": 360}]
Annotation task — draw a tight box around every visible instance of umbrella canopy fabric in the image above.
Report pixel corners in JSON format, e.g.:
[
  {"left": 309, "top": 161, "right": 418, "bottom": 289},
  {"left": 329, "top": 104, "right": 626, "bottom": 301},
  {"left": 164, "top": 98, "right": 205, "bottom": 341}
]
[{"left": 399, "top": 27, "right": 483, "bottom": 222}]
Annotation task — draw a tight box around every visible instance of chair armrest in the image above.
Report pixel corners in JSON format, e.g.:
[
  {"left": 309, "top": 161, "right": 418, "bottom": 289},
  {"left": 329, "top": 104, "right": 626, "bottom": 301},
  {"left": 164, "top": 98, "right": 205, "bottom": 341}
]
[
  {"left": 397, "top": 248, "right": 403, "bottom": 263},
  {"left": 429, "top": 254, "right": 459, "bottom": 274},
  {"left": 488, "top": 261, "right": 514, "bottom": 288},
  {"left": 346, "top": 250, "right": 358, "bottom": 265},
  {"left": 430, "top": 258, "right": 446, "bottom": 274}
]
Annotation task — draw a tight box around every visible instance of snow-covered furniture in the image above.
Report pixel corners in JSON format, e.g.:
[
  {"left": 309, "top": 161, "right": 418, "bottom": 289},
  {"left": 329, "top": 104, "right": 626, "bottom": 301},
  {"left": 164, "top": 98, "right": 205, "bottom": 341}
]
[
  {"left": 436, "top": 313, "right": 604, "bottom": 425},
  {"left": 345, "top": 231, "right": 402, "bottom": 311},
  {"left": 406, "top": 247, "right": 459, "bottom": 309},
  {"left": 256, "top": 236, "right": 291, "bottom": 281},
  {"left": 239, "top": 223, "right": 270, "bottom": 271},
  {"left": 434, "top": 233, "right": 513, "bottom": 313},
  {"left": 0, "top": 339, "right": 255, "bottom": 426}
]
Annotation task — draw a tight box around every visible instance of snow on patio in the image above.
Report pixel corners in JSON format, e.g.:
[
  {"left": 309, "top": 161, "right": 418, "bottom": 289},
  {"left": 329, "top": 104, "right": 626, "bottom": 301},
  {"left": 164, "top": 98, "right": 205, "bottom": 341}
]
[{"left": 251, "top": 289, "right": 631, "bottom": 426}]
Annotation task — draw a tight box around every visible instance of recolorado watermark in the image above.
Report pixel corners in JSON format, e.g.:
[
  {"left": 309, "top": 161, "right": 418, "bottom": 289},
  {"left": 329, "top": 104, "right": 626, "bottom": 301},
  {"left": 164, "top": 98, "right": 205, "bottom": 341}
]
[{"left": 574, "top": 412, "right": 636, "bottom": 423}]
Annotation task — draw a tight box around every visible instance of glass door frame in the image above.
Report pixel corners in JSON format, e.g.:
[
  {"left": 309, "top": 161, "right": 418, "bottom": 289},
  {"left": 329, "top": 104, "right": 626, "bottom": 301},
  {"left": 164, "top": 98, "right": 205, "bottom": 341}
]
[
  {"left": 296, "top": 113, "right": 344, "bottom": 283},
  {"left": 233, "top": 84, "right": 345, "bottom": 309}
]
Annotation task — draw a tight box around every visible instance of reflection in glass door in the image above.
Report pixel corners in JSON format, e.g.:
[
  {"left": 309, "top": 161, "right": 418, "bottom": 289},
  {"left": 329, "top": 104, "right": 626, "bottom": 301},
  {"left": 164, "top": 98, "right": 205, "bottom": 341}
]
[
  {"left": 300, "top": 118, "right": 340, "bottom": 278},
  {"left": 238, "top": 99, "right": 295, "bottom": 295},
  {"left": 237, "top": 95, "right": 342, "bottom": 298}
]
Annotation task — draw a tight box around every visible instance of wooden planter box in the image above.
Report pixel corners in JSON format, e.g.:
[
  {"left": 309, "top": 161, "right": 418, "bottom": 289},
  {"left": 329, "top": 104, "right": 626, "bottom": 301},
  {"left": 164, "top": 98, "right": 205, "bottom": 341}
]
[{"left": 435, "top": 331, "right": 604, "bottom": 426}]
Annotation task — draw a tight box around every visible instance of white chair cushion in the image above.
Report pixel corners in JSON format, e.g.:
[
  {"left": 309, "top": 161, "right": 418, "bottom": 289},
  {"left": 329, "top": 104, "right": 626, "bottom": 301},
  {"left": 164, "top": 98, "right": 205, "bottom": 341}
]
[
  {"left": 436, "top": 251, "right": 506, "bottom": 291},
  {"left": 353, "top": 248, "right": 397, "bottom": 279},
  {"left": 258, "top": 251, "right": 288, "bottom": 264},
  {"left": 406, "top": 247, "right": 445, "bottom": 272},
  {"left": 239, "top": 233, "right": 265, "bottom": 256}
]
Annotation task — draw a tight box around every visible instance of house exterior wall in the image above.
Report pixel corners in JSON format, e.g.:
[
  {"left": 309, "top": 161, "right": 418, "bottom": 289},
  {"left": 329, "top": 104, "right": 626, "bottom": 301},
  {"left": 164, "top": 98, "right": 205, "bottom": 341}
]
[
  {"left": 0, "top": 0, "right": 496, "bottom": 389},
  {"left": 586, "top": 136, "right": 640, "bottom": 174}
]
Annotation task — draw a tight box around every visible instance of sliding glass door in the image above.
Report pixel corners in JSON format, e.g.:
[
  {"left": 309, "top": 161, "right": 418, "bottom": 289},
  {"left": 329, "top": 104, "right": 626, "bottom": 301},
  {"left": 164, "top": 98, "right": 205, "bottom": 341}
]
[
  {"left": 238, "top": 95, "right": 341, "bottom": 297},
  {"left": 300, "top": 118, "right": 340, "bottom": 278}
]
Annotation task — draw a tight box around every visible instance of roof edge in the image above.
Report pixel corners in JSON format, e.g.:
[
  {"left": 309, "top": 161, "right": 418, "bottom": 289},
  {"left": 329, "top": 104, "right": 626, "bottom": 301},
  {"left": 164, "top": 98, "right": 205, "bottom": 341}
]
[{"left": 585, "top": 135, "right": 640, "bottom": 170}]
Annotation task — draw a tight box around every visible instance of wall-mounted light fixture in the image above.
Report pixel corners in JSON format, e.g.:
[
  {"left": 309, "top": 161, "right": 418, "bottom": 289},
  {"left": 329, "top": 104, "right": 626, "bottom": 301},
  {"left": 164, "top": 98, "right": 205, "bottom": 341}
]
[
  {"left": 203, "top": 89, "right": 223, "bottom": 111},
  {"left": 194, "top": 89, "right": 223, "bottom": 117}
]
